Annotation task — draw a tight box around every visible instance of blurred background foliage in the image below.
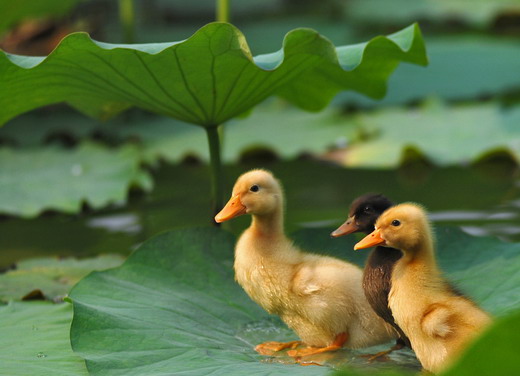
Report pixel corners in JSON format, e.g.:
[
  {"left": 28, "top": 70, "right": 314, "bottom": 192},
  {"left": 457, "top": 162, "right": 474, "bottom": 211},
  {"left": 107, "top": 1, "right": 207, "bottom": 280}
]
[{"left": 0, "top": 0, "right": 519, "bottom": 276}]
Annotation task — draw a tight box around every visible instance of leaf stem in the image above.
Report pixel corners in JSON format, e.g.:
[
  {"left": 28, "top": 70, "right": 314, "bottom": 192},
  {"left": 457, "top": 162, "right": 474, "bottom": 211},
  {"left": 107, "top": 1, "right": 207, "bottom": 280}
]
[
  {"left": 216, "top": 0, "right": 230, "bottom": 23},
  {"left": 206, "top": 126, "right": 224, "bottom": 224},
  {"left": 210, "top": 0, "right": 227, "bottom": 222},
  {"left": 119, "top": 0, "right": 135, "bottom": 44}
]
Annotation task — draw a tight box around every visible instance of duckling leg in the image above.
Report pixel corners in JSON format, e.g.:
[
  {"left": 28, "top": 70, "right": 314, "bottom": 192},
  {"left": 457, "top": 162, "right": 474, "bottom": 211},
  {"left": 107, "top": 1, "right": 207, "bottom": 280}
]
[
  {"left": 255, "top": 341, "right": 301, "bottom": 355},
  {"left": 362, "top": 339, "right": 405, "bottom": 362},
  {"left": 287, "top": 332, "right": 348, "bottom": 358}
]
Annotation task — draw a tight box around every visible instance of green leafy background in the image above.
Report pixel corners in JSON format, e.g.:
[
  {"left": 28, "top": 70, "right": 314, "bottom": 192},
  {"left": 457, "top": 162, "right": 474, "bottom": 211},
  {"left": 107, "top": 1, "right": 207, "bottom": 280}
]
[
  {"left": 1, "top": 96, "right": 519, "bottom": 220},
  {"left": 345, "top": 0, "right": 520, "bottom": 28},
  {"left": 0, "top": 0, "right": 79, "bottom": 35}
]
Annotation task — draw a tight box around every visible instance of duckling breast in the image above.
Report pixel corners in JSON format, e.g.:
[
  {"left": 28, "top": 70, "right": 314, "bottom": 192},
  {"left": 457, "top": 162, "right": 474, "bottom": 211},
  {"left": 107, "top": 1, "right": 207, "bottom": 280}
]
[{"left": 233, "top": 233, "right": 297, "bottom": 314}]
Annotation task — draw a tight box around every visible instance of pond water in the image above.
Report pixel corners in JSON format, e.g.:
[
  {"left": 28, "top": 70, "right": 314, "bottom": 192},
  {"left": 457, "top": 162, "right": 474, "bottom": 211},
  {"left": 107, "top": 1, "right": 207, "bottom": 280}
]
[{"left": 0, "top": 158, "right": 518, "bottom": 268}]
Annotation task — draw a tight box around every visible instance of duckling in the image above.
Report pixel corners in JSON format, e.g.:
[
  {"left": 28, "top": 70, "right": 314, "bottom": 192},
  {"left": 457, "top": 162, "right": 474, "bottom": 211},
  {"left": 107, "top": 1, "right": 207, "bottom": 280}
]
[
  {"left": 215, "top": 170, "right": 396, "bottom": 358},
  {"left": 331, "top": 194, "right": 411, "bottom": 351},
  {"left": 354, "top": 203, "right": 492, "bottom": 373}
]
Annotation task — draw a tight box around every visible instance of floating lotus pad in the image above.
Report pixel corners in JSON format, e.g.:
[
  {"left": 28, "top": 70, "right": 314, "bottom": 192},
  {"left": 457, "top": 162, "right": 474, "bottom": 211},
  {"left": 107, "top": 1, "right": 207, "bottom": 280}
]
[
  {"left": 0, "top": 301, "right": 88, "bottom": 376},
  {"left": 0, "top": 142, "right": 152, "bottom": 217},
  {"left": 69, "top": 227, "right": 520, "bottom": 375},
  {"left": 0, "top": 255, "right": 125, "bottom": 302}
]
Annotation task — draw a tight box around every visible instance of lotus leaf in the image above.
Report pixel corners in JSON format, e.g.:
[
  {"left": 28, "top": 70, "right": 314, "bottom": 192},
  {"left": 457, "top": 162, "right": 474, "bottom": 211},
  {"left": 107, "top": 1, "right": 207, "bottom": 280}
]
[
  {"left": 9, "top": 99, "right": 517, "bottom": 169},
  {"left": 0, "top": 301, "right": 87, "bottom": 376},
  {"left": 0, "top": 142, "right": 152, "bottom": 217},
  {"left": 69, "top": 227, "right": 520, "bottom": 375},
  {"left": 339, "top": 37, "right": 520, "bottom": 106},
  {"left": 92, "top": 103, "right": 351, "bottom": 164},
  {"left": 344, "top": 99, "right": 520, "bottom": 167},
  {"left": 0, "top": 255, "right": 125, "bottom": 302},
  {"left": 345, "top": 0, "right": 520, "bottom": 28},
  {"left": 0, "top": 22, "right": 427, "bottom": 127}
]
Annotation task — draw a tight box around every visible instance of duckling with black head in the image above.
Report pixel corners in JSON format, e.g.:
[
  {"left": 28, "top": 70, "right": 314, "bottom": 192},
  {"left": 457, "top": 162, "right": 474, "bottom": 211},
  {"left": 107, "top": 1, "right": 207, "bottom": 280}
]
[
  {"left": 355, "top": 203, "right": 492, "bottom": 373},
  {"left": 332, "top": 194, "right": 411, "bottom": 353}
]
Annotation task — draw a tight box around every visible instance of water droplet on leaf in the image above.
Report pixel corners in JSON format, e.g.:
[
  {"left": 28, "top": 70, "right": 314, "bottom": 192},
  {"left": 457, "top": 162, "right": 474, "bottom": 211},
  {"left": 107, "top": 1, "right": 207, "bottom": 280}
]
[{"left": 71, "top": 164, "right": 83, "bottom": 176}]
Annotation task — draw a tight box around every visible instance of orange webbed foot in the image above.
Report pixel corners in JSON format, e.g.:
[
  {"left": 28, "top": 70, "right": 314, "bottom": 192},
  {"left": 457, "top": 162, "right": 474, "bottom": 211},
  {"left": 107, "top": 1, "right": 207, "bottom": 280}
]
[
  {"left": 254, "top": 340, "right": 300, "bottom": 356},
  {"left": 287, "top": 332, "right": 348, "bottom": 358}
]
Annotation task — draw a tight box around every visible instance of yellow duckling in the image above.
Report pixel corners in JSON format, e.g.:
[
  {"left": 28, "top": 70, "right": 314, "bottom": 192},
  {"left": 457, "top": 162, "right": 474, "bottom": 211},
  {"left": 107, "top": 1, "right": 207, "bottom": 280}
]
[
  {"left": 355, "top": 203, "right": 492, "bottom": 373},
  {"left": 215, "top": 169, "right": 396, "bottom": 358}
]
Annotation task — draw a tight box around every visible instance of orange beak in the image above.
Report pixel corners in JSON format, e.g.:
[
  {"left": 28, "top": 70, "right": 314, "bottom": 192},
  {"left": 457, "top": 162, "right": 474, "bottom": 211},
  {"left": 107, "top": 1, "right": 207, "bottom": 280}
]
[
  {"left": 214, "top": 195, "right": 247, "bottom": 223},
  {"left": 331, "top": 216, "right": 359, "bottom": 237},
  {"left": 354, "top": 229, "right": 385, "bottom": 250}
]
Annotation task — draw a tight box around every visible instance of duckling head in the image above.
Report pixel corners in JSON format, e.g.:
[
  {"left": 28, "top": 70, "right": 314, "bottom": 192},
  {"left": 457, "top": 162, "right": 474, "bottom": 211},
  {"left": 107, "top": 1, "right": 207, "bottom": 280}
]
[
  {"left": 354, "top": 203, "right": 432, "bottom": 253},
  {"left": 215, "top": 169, "right": 283, "bottom": 223},
  {"left": 331, "top": 194, "right": 393, "bottom": 237}
]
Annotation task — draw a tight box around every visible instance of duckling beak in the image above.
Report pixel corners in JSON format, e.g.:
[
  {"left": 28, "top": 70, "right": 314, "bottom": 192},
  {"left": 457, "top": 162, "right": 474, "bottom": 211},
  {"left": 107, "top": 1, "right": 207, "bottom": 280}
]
[
  {"left": 215, "top": 195, "right": 247, "bottom": 223},
  {"left": 354, "top": 229, "right": 385, "bottom": 250},
  {"left": 331, "top": 217, "right": 359, "bottom": 237}
]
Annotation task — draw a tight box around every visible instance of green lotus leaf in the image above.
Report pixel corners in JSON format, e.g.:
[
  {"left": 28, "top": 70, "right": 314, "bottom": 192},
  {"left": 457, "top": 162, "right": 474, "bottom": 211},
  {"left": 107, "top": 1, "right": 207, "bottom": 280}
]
[
  {"left": 69, "top": 227, "right": 520, "bottom": 375},
  {"left": 10, "top": 98, "right": 517, "bottom": 169},
  {"left": 0, "top": 301, "right": 87, "bottom": 376},
  {"left": 343, "top": 99, "right": 520, "bottom": 167},
  {"left": 339, "top": 37, "right": 520, "bottom": 106},
  {"left": 0, "top": 255, "right": 125, "bottom": 302},
  {"left": 0, "top": 110, "right": 101, "bottom": 147},
  {"left": 74, "top": 102, "right": 352, "bottom": 164},
  {"left": 333, "top": 367, "right": 415, "bottom": 376},
  {"left": 0, "top": 22, "right": 427, "bottom": 127},
  {"left": 345, "top": 0, "right": 520, "bottom": 28},
  {"left": 276, "top": 23, "right": 427, "bottom": 111},
  {"left": 0, "top": 142, "right": 152, "bottom": 217}
]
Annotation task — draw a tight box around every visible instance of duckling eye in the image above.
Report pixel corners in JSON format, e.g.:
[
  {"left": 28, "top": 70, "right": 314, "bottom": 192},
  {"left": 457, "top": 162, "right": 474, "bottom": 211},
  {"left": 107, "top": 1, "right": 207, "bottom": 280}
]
[
  {"left": 250, "top": 185, "right": 260, "bottom": 192},
  {"left": 363, "top": 206, "right": 372, "bottom": 213},
  {"left": 391, "top": 219, "right": 401, "bottom": 227}
]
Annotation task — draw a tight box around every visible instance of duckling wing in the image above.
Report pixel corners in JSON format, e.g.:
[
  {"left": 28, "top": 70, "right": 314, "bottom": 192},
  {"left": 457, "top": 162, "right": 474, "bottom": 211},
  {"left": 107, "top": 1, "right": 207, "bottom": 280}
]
[
  {"left": 290, "top": 263, "right": 325, "bottom": 297},
  {"left": 421, "top": 303, "right": 454, "bottom": 338},
  {"left": 289, "top": 255, "right": 364, "bottom": 323},
  {"left": 292, "top": 255, "right": 361, "bottom": 295}
]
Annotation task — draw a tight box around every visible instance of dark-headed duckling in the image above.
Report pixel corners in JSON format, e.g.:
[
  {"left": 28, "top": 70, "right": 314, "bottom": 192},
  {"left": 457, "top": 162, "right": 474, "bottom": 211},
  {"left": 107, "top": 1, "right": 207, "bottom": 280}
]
[{"left": 332, "top": 194, "right": 410, "bottom": 350}]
